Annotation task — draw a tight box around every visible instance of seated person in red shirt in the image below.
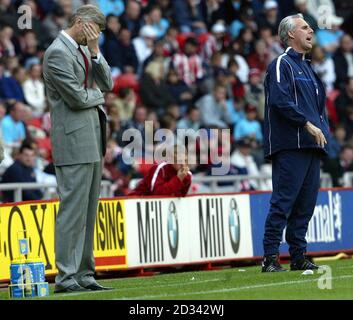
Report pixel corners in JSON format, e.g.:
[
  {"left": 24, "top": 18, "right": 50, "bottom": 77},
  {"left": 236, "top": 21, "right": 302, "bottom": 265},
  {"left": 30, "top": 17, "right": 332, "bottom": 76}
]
[{"left": 129, "top": 145, "right": 192, "bottom": 196}]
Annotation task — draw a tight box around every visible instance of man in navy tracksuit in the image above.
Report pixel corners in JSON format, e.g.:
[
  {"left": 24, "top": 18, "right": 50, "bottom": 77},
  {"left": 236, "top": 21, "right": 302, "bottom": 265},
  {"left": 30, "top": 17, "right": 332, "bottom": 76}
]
[{"left": 262, "top": 14, "right": 330, "bottom": 272}]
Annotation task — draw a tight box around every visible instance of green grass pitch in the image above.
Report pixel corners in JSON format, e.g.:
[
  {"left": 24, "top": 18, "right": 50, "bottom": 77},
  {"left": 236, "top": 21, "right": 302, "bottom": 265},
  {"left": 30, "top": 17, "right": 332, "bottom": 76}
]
[{"left": 1, "top": 258, "right": 352, "bottom": 300}]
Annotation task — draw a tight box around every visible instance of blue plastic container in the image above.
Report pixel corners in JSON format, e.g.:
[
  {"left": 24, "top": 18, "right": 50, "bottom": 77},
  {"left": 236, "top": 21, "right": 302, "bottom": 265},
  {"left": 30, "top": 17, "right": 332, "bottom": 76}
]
[
  {"left": 10, "top": 260, "right": 36, "bottom": 298},
  {"left": 26, "top": 259, "right": 45, "bottom": 283}
]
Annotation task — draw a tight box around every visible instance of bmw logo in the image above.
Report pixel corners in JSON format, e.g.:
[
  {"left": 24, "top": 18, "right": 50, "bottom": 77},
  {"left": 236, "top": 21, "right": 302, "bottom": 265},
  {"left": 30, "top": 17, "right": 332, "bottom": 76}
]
[
  {"left": 229, "top": 199, "right": 240, "bottom": 253},
  {"left": 167, "top": 201, "right": 178, "bottom": 258}
]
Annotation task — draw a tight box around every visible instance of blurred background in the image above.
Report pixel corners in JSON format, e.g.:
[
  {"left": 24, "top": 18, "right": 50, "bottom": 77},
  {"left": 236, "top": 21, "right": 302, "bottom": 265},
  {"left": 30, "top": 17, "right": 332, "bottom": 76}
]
[{"left": 1, "top": 0, "right": 353, "bottom": 202}]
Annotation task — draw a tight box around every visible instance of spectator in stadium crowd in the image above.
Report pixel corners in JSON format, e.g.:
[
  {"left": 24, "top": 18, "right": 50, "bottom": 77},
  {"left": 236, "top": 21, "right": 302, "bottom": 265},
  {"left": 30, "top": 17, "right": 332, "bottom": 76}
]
[
  {"left": 165, "top": 68, "right": 193, "bottom": 109},
  {"left": 0, "top": 25, "right": 16, "bottom": 58},
  {"left": 305, "top": 0, "right": 336, "bottom": 21},
  {"left": 222, "top": 38, "right": 249, "bottom": 84},
  {"left": 333, "top": 34, "right": 353, "bottom": 90},
  {"left": 311, "top": 45, "right": 336, "bottom": 93},
  {"left": 152, "top": 0, "right": 174, "bottom": 22},
  {"left": 19, "top": 30, "right": 40, "bottom": 68},
  {"left": 1, "top": 143, "right": 43, "bottom": 202},
  {"left": 42, "top": 5, "right": 69, "bottom": 43},
  {"left": 334, "top": 77, "right": 353, "bottom": 122},
  {"left": 207, "top": 67, "right": 233, "bottom": 100},
  {"left": 343, "top": 106, "right": 353, "bottom": 140},
  {"left": 177, "top": 105, "right": 201, "bottom": 134},
  {"left": 120, "top": 0, "right": 143, "bottom": 39},
  {"left": 123, "top": 105, "right": 148, "bottom": 153},
  {"left": 230, "top": 138, "right": 260, "bottom": 190},
  {"left": 132, "top": 24, "right": 158, "bottom": 69},
  {"left": 1, "top": 101, "right": 27, "bottom": 150},
  {"left": 140, "top": 61, "right": 175, "bottom": 116},
  {"left": 23, "top": 0, "right": 51, "bottom": 47},
  {"left": 165, "top": 103, "right": 181, "bottom": 121},
  {"left": 206, "top": 21, "right": 229, "bottom": 59},
  {"left": 142, "top": 39, "right": 169, "bottom": 71},
  {"left": 292, "top": 0, "right": 318, "bottom": 32},
  {"left": 23, "top": 63, "right": 46, "bottom": 117},
  {"left": 95, "top": 0, "right": 124, "bottom": 17},
  {"left": 100, "top": 14, "right": 122, "bottom": 72},
  {"left": 0, "top": 59, "right": 5, "bottom": 97},
  {"left": 114, "top": 27, "right": 138, "bottom": 74},
  {"left": 197, "top": 0, "right": 225, "bottom": 29},
  {"left": 144, "top": 5, "right": 169, "bottom": 39},
  {"left": 0, "top": 137, "right": 3, "bottom": 164},
  {"left": 102, "top": 139, "right": 129, "bottom": 196},
  {"left": 2, "top": 56, "right": 19, "bottom": 78},
  {"left": 323, "top": 145, "right": 353, "bottom": 187},
  {"left": 328, "top": 124, "right": 347, "bottom": 159},
  {"left": 258, "top": 0, "right": 281, "bottom": 36},
  {"left": 111, "top": 87, "right": 137, "bottom": 122},
  {"left": 247, "top": 39, "right": 270, "bottom": 73},
  {"left": 258, "top": 25, "right": 284, "bottom": 63},
  {"left": 129, "top": 144, "right": 192, "bottom": 196},
  {"left": 244, "top": 68, "right": 265, "bottom": 121},
  {"left": 234, "top": 104, "right": 263, "bottom": 144},
  {"left": 0, "top": 101, "right": 6, "bottom": 129},
  {"left": 172, "top": 0, "right": 207, "bottom": 34},
  {"left": 159, "top": 113, "right": 177, "bottom": 137},
  {"left": 238, "top": 27, "right": 256, "bottom": 58},
  {"left": 227, "top": 59, "right": 246, "bottom": 106},
  {"left": 315, "top": 14, "right": 344, "bottom": 55},
  {"left": 196, "top": 84, "right": 232, "bottom": 129},
  {"left": 1, "top": 66, "right": 26, "bottom": 102},
  {"left": 262, "top": 14, "right": 330, "bottom": 272},
  {"left": 163, "top": 26, "right": 179, "bottom": 56},
  {"left": 172, "top": 36, "right": 204, "bottom": 88}
]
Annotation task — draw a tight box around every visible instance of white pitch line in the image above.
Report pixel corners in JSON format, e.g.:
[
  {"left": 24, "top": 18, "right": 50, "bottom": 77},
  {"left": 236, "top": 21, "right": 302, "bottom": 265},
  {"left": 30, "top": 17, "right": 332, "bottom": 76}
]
[
  {"left": 115, "top": 274, "right": 353, "bottom": 300},
  {"left": 38, "top": 278, "right": 223, "bottom": 299},
  {"left": 337, "top": 266, "right": 353, "bottom": 270}
]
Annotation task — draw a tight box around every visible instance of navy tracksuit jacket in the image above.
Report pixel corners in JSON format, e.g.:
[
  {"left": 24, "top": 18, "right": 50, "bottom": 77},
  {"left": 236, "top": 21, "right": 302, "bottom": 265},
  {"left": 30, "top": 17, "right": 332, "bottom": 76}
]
[{"left": 263, "top": 47, "right": 330, "bottom": 260}]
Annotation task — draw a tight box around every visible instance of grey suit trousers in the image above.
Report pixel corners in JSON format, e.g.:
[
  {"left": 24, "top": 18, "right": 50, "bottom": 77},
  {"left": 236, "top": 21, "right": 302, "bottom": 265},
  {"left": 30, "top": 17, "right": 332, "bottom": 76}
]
[{"left": 54, "top": 160, "right": 102, "bottom": 289}]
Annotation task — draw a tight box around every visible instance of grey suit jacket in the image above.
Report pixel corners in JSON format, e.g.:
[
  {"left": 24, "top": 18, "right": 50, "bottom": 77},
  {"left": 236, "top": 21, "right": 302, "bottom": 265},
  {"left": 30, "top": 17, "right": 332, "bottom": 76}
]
[{"left": 43, "top": 33, "right": 113, "bottom": 166}]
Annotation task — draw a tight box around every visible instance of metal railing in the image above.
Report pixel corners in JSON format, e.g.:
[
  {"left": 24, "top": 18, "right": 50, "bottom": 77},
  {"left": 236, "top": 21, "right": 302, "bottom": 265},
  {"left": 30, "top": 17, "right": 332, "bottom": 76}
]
[
  {"left": 128, "top": 172, "right": 333, "bottom": 194},
  {"left": 191, "top": 172, "right": 333, "bottom": 193},
  {"left": 0, "top": 180, "right": 114, "bottom": 203},
  {"left": 0, "top": 172, "right": 335, "bottom": 202}
]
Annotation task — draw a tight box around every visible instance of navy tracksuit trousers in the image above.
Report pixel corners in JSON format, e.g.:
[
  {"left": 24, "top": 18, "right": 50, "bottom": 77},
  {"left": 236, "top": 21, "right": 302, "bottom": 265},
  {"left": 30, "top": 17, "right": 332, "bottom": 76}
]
[{"left": 263, "top": 149, "right": 321, "bottom": 261}]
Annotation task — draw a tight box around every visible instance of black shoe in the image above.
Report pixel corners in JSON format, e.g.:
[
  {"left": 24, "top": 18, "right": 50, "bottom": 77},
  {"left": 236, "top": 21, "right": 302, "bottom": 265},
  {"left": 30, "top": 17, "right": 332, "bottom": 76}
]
[
  {"left": 54, "top": 283, "right": 88, "bottom": 293},
  {"left": 83, "top": 283, "right": 113, "bottom": 291},
  {"left": 261, "top": 254, "right": 287, "bottom": 272},
  {"left": 290, "top": 257, "right": 319, "bottom": 270}
]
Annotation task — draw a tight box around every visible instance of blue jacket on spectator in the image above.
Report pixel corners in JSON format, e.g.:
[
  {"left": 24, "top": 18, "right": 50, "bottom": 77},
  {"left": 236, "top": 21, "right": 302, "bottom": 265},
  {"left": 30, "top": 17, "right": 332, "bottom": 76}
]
[
  {"left": 1, "top": 160, "right": 43, "bottom": 202},
  {"left": 264, "top": 47, "right": 330, "bottom": 159},
  {"left": 0, "top": 76, "right": 25, "bottom": 102}
]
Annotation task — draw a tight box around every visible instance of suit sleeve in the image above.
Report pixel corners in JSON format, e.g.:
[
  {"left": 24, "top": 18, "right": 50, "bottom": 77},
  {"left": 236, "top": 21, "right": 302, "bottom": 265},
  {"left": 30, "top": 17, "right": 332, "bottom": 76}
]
[
  {"left": 267, "top": 60, "right": 307, "bottom": 127},
  {"left": 91, "top": 53, "right": 114, "bottom": 92},
  {"left": 46, "top": 49, "right": 105, "bottom": 110}
]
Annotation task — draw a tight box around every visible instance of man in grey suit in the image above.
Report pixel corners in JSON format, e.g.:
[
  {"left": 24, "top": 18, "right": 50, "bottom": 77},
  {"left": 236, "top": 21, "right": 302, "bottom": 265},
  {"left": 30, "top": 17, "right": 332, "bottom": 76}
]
[{"left": 43, "top": 5, "right": 113, "bottom": 293}]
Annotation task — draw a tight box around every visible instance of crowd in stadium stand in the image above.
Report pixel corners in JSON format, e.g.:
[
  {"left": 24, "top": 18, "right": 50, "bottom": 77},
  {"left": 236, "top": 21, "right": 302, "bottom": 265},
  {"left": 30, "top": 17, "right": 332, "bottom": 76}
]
[{"left": 1, "top": 0, "right": 353, "bottom": 201}]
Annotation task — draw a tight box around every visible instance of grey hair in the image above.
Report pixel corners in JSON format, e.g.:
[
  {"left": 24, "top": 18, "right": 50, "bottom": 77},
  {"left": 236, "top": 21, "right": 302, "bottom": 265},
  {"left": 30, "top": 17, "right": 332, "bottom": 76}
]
[
  {"left": 68, "top": 5, "right": 106, "bottom": 30},
  {"left": 278, "top": 13, "right": 304, "bottom": 47}
]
